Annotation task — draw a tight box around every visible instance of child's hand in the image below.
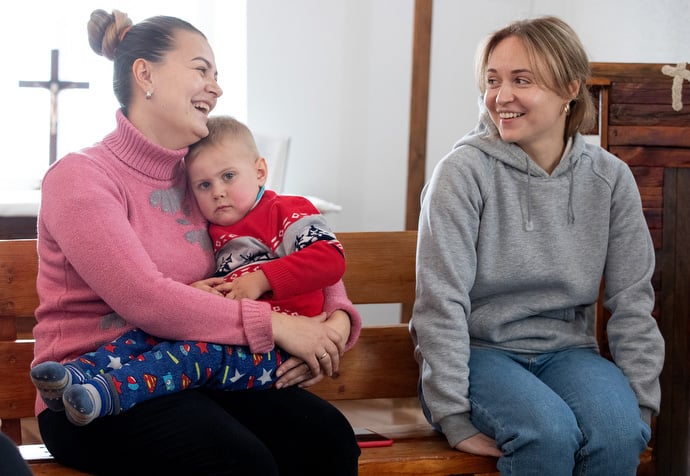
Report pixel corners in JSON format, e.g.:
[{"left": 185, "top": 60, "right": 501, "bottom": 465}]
[
  {"left": 216, "top": 270, "right": 271, "bottom": 301},
  {"left": 189, "top": 277, "right": 227, "bottom": 296},
  {"left": 324, "top": 310, "right": 351, "bottom": 350}
]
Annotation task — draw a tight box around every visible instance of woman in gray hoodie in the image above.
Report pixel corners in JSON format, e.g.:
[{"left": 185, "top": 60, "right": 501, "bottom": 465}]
[{"left": 410, "top": 16, "right": 664, "bottom": 475}]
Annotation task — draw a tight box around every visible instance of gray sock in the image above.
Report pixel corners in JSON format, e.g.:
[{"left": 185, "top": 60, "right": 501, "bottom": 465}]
[
  {"left": 63, "top": 383, "right": 102, "bottom": 426},
  {"left": 30, "top": 361, "right": 72, "bottom": 411}
]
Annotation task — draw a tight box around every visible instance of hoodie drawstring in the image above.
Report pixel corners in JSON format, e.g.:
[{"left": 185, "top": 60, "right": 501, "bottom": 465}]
[
  {"left": 525, "top": 158, "right": 534, "bottom": 231},
  {"left": 524, "top": 154, "right": 576, "bottom": 231},
  {"left": 567, "top": 155, "right": 576, "bottom": 225}
]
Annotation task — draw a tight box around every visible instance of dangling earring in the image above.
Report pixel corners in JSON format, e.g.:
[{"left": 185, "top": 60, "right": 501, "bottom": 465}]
[
  {"left": 564, "top": 102, "right": 571, "bottom": 115},
  {"left": 146, "top": 90, "right": 152, "bottom": 100}
]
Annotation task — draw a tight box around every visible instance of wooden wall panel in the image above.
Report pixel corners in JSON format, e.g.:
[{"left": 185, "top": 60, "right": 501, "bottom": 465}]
[
  {"left": 590, "top": 62, "right": 690, "bottom": 476},
  {"left": 609, "top": 126, "right": 690, "bottom": 147},
  {"left": 657, "top": 168, "right": 690, "bottom": 476},
  {"left": 610, "top": 82, "right": 690, "bottom": 105}
]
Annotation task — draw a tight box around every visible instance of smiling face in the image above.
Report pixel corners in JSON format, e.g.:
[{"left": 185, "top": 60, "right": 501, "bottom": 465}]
[
  {"left": 483, "top": 35, "right": 572, "bottom": 168},
  {"left": 187, "top": 137, "right": 267, "bottom": 226},
  {"left": 134, "top": 29, "right": 223, "bottom": 150}
]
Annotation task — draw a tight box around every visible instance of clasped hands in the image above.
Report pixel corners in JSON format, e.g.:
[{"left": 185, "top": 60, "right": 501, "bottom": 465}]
[
  {"left": 191, "top": 275, "right": 351, "bottom": 390},
  {"left": 271, "top": 309, "right": 350, "bottom": 389}
]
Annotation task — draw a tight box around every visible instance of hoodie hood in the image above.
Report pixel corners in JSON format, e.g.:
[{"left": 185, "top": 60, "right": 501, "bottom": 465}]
[{"left": 454, "top": 100, "right": 584, "bottom": 230}]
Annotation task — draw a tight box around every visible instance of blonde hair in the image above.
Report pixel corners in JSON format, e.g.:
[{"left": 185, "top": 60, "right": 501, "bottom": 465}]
[
  {"left": 476, "top": 16, "right": 596, "bottom": 138},
  {"left": 187, "top": 116, "right": 260, "bottom": 163}
]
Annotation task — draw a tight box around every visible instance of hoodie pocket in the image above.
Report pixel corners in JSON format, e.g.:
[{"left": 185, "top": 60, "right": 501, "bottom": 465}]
[{"left": 538, "top": 308, "right": 576, "bottom": 322}]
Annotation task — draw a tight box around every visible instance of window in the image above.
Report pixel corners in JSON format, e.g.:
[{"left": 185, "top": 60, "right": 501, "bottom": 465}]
[{"left": 1, "top": 0, "right": 246, "bottom": 189}]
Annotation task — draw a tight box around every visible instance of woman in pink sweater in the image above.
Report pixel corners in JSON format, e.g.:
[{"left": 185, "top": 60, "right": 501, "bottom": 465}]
[{"left": 31, "top": 9, "right": 361, "bottom": 476}]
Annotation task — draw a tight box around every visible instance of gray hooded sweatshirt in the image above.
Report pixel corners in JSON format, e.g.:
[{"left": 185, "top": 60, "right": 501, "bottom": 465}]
[{"left": 410, "top": 109, "right": 665, "bottom": 448}]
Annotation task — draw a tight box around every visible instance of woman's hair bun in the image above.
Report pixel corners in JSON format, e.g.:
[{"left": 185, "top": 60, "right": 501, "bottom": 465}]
[{"left": 87, "top": 9, "right": 133, "bottom": 60}]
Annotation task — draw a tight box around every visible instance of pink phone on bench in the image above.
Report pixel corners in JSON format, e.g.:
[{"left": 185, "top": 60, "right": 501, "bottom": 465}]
[{"left": 354, "top": 427, "right": 394, "bottom": 448}]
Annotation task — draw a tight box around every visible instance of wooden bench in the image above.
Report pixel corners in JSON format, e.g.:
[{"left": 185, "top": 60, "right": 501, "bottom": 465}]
[
  {"left": 0, "top": 232, "right": 655, "bottom": 475},
  {"left": 0, "top": 233, "right": 498, "bottom": 475}
]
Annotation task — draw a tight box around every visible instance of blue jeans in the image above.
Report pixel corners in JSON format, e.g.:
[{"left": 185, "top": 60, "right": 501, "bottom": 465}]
[{"left": 422, "top": 347, "right": 650, "bottom": 476}]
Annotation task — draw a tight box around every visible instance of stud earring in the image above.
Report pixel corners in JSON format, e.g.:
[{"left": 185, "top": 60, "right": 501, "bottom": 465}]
[
  {"left": 564, "top": 102, "right": 571, "bottom": 115},
  {"left": 146, "top": 90, "right": 152, "bottom": 100}
]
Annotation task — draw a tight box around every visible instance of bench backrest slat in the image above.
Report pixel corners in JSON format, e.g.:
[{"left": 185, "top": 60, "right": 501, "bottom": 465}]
[
  {"left": 1, "top": 239, "right": 41, "bottom": 443},
  {"left": 0, "top": 341, "right": 36, "bottom": 418},
  {"left": 309, "top": 231, "right": 419, "bottom": 400},
  {"left": 0, "top": 239, "right": 39, "bottom": 323},
  {"left": 338, "top": 231, "right": 417, "bottom": 305},
  {"left": 308, "top": 324, "right": 418, "bottom": 400}
]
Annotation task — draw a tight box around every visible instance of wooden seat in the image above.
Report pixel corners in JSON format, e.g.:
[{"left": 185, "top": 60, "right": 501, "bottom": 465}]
[
  {"left": 309, "top": 324, "right": 499, "bottom": 476},
  {"left": 0, "top": 233, "right": 656, "bottom": 475},
  {"left": 0, "top": 235, "right": 498, "bottom": 475}
]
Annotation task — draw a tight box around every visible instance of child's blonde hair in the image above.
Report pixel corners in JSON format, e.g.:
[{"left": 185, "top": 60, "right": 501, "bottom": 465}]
[{"left": 187, "top": 115, "right": 260, "bottom": 163}]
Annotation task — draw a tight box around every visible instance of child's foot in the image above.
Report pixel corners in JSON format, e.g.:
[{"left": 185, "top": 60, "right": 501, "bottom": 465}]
[
  {"left": 63, "top": 384, "right": 102, "bottom": 426},
  {"left": 30, "top": 361, "right": 71, "bottom": 411}
]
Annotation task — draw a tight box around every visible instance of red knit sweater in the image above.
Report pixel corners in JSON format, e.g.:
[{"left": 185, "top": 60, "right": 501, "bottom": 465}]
[{"left": 209, "top": 190, "right": 346, "bottom": 317}]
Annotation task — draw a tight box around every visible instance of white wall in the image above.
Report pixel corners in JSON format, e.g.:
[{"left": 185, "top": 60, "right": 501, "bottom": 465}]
[
  {"left": 247, "top": 0, "right": 690, "bottom": 236},
  {"left": 247, "top": 0, "right": 413, "bottom": 232}
]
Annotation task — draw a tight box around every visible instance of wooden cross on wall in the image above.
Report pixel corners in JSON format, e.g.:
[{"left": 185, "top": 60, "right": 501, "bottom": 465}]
[{"left": 19, "top": 49, "right": 89, "bottom": 165}]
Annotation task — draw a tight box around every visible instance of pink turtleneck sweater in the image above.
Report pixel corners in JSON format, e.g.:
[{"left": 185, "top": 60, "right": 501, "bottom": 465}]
[{"left": 33, "top": 110, "right": 361, "bottom": 414}]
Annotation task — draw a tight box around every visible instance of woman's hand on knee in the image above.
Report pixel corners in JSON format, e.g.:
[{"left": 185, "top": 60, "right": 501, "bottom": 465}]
[
  {"left": 455, "top": 432, "right": 502, "bottom": 457},
  {"left": 271, "top": 312, "right": 344, "bottom": 377}
]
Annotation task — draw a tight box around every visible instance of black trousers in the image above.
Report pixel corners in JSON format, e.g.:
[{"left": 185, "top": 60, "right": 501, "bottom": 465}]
[{"left": 39, "top": 386, "right": 360, "bottom": 475}]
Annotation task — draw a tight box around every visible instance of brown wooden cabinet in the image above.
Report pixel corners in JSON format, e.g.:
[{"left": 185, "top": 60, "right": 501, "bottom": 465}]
[{"left": 590, "top": 62, "right": 690, "bottom": 476}]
